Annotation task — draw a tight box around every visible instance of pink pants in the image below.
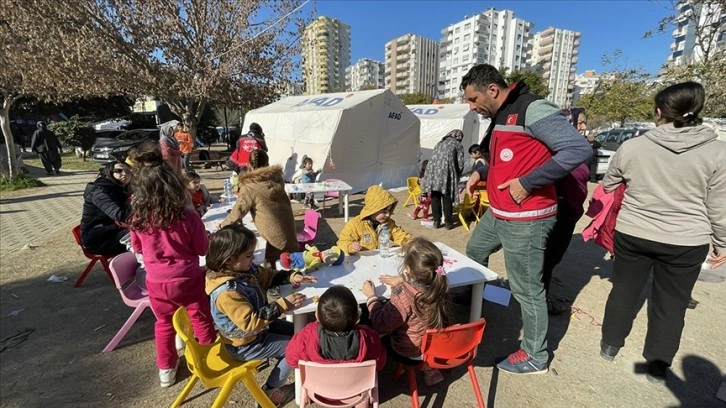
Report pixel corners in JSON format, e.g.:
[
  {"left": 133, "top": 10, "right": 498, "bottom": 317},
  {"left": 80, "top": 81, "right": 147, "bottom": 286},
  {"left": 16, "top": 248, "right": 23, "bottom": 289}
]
[{"left": 146, "top": 275, "right": 217, "bottom": 369}]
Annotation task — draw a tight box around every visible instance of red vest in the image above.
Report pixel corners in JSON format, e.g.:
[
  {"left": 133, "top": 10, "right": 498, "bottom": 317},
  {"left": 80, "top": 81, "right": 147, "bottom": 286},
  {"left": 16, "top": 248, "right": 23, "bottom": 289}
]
[
  {"left": 230, "top": 137, "right": 262, "bottom": 167},
  {"left": 484, "top": 83, "right": 558, "bottom": 221}
]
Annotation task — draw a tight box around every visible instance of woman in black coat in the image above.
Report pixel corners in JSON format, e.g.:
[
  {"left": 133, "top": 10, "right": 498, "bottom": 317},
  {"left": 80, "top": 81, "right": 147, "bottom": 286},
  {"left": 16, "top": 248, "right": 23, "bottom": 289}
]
[{"left": 80, "top": 161, "right": 132, "bottom": 256}]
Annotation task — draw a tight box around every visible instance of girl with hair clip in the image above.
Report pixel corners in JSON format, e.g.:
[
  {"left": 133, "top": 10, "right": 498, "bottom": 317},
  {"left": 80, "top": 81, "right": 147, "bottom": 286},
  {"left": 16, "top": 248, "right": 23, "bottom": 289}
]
[
  {"left": 127, "top": 141, "right": 217, "bottom": 388},
  {"left": 599, "top": 82, "right": 726, "bottom": 384},
  {"left": 362, "top": 237, "right": 453, "bottom": 386},
  {"left": 205, "top": 224, "right": 315, "bottom": 405},
  {"left": 219, "top": 149, "right": 298, "bottom": 264}
]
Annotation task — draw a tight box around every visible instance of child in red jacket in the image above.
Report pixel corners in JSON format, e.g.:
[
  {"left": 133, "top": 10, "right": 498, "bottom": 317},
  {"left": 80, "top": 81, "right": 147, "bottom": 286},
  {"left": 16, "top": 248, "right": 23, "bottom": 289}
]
[{"left": 286, "top": 286, "right": 386, "bottom": 373}]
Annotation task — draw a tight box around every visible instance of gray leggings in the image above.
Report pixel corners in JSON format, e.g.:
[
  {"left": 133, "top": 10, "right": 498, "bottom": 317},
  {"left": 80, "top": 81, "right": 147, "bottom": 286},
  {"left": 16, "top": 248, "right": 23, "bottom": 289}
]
[{"left": 224, "top": 319, "right": 293, "bottom": 388}]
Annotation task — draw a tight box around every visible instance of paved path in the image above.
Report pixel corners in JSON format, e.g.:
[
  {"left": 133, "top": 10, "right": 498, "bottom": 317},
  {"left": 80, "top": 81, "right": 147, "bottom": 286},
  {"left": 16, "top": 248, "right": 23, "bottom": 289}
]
[{"left": 0, "top": 168, "right": 96, "bottom": 257}]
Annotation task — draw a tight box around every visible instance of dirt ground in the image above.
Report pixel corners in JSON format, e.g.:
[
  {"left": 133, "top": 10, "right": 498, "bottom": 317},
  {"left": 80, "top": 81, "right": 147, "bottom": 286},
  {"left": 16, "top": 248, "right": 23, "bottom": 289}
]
[{"left": 1, "top": 170, "right": 724, "bottom": 408}]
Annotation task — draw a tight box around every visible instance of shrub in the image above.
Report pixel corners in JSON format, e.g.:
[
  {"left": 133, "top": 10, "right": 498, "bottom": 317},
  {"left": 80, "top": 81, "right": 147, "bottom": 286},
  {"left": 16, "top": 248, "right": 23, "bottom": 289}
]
[
  {"left": 48, "top": 116, "right": 96, "bottom": 160},
  {"left": 0, "top": 174, "right": 45, "bottom": 191}
]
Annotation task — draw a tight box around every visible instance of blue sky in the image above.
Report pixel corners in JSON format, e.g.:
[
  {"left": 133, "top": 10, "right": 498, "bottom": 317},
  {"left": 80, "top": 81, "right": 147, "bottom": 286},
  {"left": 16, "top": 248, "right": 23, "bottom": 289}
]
[{"left": 311, "top": 0, "right": 675, "bottom": 75}]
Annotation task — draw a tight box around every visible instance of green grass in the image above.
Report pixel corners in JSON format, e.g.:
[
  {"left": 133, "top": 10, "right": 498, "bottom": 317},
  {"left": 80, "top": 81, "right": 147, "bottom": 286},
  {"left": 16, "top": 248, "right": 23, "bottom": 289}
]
[
  {"left": 0, "top": 174, "right": 46, "bottom": 191},
  {"left": 24, "top": 151, "right": 102, "bottom": 172}
]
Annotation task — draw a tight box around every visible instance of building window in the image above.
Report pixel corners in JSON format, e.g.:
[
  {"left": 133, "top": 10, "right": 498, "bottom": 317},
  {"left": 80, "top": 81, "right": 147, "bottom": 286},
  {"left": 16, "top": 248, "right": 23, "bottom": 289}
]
[
  {"left": 464, "top": 34, "right": 471, "bottom": 42},
  {"left": 454, "top": 47, "right": 459, "bottom": 54},
  {"left": 465, "top": 23, "right": 471, "bottom": 30},
  {"left": 454, "top": 37, "right": 460, "bottom": 44},
  {"left": 455, "top": 27, "right": 460, "bottom": 34}
]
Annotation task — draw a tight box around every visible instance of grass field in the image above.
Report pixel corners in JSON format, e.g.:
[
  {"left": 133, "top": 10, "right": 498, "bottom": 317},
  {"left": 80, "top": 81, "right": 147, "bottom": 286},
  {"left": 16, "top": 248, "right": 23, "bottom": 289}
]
[{"left": 23, "top": 151, "right": 102, "bottom": 172}]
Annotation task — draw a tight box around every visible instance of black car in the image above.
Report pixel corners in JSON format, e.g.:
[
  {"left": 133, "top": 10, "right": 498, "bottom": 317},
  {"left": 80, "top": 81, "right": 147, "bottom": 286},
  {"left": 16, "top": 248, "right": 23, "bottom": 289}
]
[{"left": 91, "top": 128, "right": 160, "bottom": 163}]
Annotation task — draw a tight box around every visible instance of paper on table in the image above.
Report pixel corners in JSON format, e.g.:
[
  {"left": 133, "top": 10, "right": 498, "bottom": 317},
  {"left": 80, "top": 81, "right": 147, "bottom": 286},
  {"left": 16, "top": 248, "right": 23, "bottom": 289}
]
[{"left": 482, "top": 284, "right": 511, "bottom": 306}]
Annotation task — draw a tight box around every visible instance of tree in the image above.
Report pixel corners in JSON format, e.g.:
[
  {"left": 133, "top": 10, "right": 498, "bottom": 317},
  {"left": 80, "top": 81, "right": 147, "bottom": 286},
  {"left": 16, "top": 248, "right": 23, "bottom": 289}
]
[
  {"left": 438, "top": 97, "right": 459, "bottom": 104},
  {"left": 646, "top": 0, "right": 726, "bottom": 116},
  {"left": 399, "top": 93, "right": 434, "bottom": 105},
  {"left": 358, "top": 83, "right": 379, "bottom": 91},
  {"left": 1, "top": 1, "right": 120, "bottom": 178},
  {"left": 502, "top": 69, "right": 550, "bottom": 98},
  {"left": 578, "top": 51, "right": 656, "bottom": 127}
]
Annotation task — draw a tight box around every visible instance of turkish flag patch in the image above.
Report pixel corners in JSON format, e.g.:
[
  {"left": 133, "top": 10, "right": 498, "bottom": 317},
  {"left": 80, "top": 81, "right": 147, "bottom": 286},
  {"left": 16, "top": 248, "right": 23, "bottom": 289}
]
[{"left": 506, "top": 114, "right": 518, "bottom": 126}]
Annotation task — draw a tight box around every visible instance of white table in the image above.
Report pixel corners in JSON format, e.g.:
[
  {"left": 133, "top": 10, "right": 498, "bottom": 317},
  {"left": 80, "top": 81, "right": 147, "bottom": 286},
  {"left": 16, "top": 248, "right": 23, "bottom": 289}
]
[
  {"left": 278, "top": 242, "right": 499, "bottom": 404},
  {"left": 284, "top": 180, "right": 353, "bottom": 222},
  {"left": 199, "top": 203, "right": 267, "bottom": 265}
]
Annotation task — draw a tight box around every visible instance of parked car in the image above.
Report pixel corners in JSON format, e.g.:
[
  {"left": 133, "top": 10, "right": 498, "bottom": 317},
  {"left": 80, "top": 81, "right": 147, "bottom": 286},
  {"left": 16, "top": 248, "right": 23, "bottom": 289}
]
[
  {"left": 77, "top": 129, "right": 126, "bottom": 159},
  {"left": 596, "top": 128, "right": 650, "bottom": 151},
  {"left": 594, "top": 147, "right": 617, "bottom": 179},
  {"left": 91, "top": 128, "right": 160, "bottom": 163}
]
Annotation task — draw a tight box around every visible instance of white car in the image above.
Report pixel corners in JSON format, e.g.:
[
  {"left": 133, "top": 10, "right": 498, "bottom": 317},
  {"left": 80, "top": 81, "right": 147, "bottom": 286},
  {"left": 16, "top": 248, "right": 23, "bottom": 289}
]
[{"left": 595, "top": 148, "right": 616, "bottom": 179}]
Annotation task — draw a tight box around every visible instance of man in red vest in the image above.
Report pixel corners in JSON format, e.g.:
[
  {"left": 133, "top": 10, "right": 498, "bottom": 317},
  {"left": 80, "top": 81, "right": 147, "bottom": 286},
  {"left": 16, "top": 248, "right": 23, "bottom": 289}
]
[
  {"left": 461, "top": 64, "right": 591, "bottom": 375},
  {"left": 228, "top": 123, "right": 268, "bottom": 172}
]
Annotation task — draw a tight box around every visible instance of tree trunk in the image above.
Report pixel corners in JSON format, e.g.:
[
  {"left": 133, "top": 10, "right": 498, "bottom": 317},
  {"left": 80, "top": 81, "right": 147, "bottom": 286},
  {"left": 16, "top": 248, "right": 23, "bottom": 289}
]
[{"left": 1, "top": 95, "right": 20, "bottom": 179}]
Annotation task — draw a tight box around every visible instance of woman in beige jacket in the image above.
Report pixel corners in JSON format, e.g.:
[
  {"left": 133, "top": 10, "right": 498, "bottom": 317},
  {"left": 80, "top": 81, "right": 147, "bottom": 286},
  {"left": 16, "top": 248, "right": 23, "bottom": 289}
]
[{"left": 220, "top": 150, "right": 298, "bottom": 263}]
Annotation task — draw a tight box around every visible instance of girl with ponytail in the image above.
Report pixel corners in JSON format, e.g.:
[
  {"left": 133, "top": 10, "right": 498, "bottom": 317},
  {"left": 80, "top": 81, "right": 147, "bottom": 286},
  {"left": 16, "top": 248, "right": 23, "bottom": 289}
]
[{"left": 363, "top": 237, "right": 453, "bottom": 386}]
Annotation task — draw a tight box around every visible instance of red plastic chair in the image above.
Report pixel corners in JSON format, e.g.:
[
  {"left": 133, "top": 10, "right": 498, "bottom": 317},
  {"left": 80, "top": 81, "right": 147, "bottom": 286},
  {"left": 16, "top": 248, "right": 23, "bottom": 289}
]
[
  {"left": 395, "top": 319, "right": 487, "bottom": 408},
  {"left": 300, "top": 360, "right": 379, "bottom": 408},
  {"left": 296, "top": 210, "right": 321, "bottom": 250},
  {"left": 103, "top": 252, "right": 150, "bottom": 352},
  {"left": 71, "top": 225, "right": 114, "bottom": 288}
]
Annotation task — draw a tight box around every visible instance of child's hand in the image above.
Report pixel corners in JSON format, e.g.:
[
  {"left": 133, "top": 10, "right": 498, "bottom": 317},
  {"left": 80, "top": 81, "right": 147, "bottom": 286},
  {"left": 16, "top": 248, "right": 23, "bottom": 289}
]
[
  {"left": 293, "top": 273, "right": 318, "bottom": 284},
  {"left": 284, "top": 293, "right": 307, "bottom": 309},
  {"left": 362, "top": 279, "right": 376, "bottom": 297},
  {"left": 350, "top": 242, "right": 362, "bottom": 253},
  {"left": 379, "top": 274, "right": 403, "bottom": 288}
]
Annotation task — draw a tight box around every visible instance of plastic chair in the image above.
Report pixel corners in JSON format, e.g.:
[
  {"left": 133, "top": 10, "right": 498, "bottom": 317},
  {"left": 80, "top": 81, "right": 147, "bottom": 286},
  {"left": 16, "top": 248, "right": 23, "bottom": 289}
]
[
  {"left": 320, "top": 178, "right": 342, "bottom": 215},
  {"left": 297, "top": 210, "right": 321, "bottom": 249},
  {"left": 171, "top": 308, "right": 275, "bottom": 408},
  {"left": 300, "top": 360, "right": 379, "bottom": 408},
  {"left": 71, "top": 225, "right": 114, "bottom": 287},
  {"left": 455, "top": 193, "right": 480, "bottom": 231},
  {"left": 103, "top": 252, "right": 150, "bottom": 352},
  {"left": 476, "top": 190, "right": 490, "bottom": 218},
  {"left": 394, "top": 319, "right": 487, "bottom": 408},
  {"left": 404, "top": 177, "right": 421, "bottom": 207}
]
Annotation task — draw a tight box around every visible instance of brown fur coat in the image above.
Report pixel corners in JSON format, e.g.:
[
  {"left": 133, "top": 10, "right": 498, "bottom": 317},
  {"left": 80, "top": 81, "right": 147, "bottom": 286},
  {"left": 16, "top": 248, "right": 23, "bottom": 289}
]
[{"left": 220, "top": 165, "right": 298, "bottom": 261}]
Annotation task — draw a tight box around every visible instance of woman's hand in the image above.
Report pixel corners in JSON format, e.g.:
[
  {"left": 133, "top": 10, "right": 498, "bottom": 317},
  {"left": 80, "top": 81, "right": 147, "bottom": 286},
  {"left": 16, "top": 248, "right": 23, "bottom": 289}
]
[
  {"left": 284, "top": 293, "right": 307, "bottom": 309},
  {"left": 707, "top": 252, "right": 726, "bottom": 270},
  {"left": 293, "top": 273, "right": 317, "bottom": 284},
  {"left": 362, "top": 279, "right": 376, "bottom": 298},
  {"left": 379, "top": 274, "right": 403, "bottom": 288},
  {"left": 350, "top": 242, "right": 362, "bottom": 253}
]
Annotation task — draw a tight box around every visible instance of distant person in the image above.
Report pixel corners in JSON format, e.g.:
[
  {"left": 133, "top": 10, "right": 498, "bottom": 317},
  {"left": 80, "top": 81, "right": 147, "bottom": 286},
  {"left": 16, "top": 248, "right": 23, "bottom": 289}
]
[
  {"left": 292, "top": 155, "right": 322, "bottom": 209},
  {"left": 159, "top": 123, "right": 183, "bottom": 175},
  {"left": 286, "top": 285, "right": 386, "bottom": 373},
  {"left": 227, "top": 123, "right": 266, "bottom": 173},
  {"left": 599, "top": 82, "right": 726, "bottom": 384},
  {"left": 80, "top": 161, "right": 132, "bottom": 256},
  {"left": 586, "top": 133, "right": 601, "bottom": 183},
  {"left": 183, "top": 171, "right": 213, "bottom": 216},
  {"left": 248, "top": 122, "right": 268, "bottom": 152},
  {"left": 173, "top": 122, "right": 194, "bottom": 172},
  {"left": 422, "top": 129, "right": 466, "bottom": 230},
  {"left": 31, "top": 121, "right": 62, "bottom": 175}
]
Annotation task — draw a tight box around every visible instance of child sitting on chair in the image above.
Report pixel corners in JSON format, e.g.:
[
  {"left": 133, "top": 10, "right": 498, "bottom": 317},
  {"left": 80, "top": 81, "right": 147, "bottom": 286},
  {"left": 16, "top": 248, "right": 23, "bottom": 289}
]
[
  {"left": 286, "top": 285, "right": 386, "bottom": 371},
  {"left": 183, "top": 171, "right": 213, "bottom": 216},
  {"left": 292, "top": 155, "right": 321, "bottom": 209},
  {"left": 337, "top": 185, "right": 413, "bottom": 255}
]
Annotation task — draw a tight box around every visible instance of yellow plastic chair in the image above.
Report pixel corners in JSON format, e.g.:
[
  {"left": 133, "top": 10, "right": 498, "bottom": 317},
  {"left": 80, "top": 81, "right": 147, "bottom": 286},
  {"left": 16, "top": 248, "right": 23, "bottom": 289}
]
[
  {"left": 171, "top": 308, "right": 275, "bottom": 408},
  {"left": 477, "top": 190, "right": 490, "bottom": 218},
  {"left": 456, "top": 193, "right": 480, "bottom": 231},
  {"left": 404, "top": 177, "right": 421, "bottom": 207}
]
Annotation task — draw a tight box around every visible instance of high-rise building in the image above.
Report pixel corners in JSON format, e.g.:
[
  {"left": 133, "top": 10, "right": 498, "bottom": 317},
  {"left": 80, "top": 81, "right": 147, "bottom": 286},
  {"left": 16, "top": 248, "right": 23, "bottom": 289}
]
[
  {"left": 384, "top": 34, "right": 439, "bottom": 96},
  {"left": 345, "top": 59, "right": 385, "bottom": 91},
  {"left": 668, "top": 0, "right": 725, "bottom": 65},
  {"left": 438, "top": 8, "right": 533, "bottom": 99},
  {"left": 572, "top": 70, "right": 600, "bottom": 105},
  {"left": 302, "top": 16, "right": 351, "bottom": 95},
  {"left": 531, "top": 27, "right": 581, "bottom": 108}
]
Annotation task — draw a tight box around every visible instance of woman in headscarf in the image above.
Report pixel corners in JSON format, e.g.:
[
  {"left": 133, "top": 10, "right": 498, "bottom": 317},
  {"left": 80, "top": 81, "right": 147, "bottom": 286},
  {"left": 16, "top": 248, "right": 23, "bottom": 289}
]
[{"left": 422, "top": 129, "right": 466, "bottom": 229}]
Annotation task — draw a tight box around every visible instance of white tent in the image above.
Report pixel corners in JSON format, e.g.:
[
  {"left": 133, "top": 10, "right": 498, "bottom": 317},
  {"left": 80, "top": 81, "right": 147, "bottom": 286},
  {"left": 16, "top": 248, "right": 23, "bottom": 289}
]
[
  {"left": 243, "top": 89, "right": 420, "bottom": 193},
  {"left": 408, "top": 104, "right": 489, "bottom": 161}
]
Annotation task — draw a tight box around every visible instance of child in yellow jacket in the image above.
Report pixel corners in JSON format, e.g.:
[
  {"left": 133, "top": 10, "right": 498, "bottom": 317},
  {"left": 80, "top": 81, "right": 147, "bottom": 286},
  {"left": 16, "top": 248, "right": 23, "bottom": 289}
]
[{"left": 337, "top": 185, "right": 413, "bottom": 254}]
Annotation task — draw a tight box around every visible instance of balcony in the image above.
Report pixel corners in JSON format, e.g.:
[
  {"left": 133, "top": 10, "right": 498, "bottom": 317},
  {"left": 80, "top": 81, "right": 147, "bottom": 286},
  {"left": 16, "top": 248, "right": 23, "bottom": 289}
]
[
  {"left": 570, "top": 67, "right": 577, "bottom": 73},
  {"left": 396, "top": 71, "right": 409, "bottom": 80},
  {"left": 539, "top": 35, "right": 555, "bottom": 47},
  {"left": 396, "top": 62, "right": 409, "bottom": 70},
  {"left": 571, "top": 48, "right": 579, "bottom": 55},
  {"left": 573, "top": 40, "right": 581, "bottom": 47},
  {"left": 540, "top": 44, "right": 554, "bottom": 55},
  {"left": 571, "top": 57, "right": 578, "bottom": 64}
]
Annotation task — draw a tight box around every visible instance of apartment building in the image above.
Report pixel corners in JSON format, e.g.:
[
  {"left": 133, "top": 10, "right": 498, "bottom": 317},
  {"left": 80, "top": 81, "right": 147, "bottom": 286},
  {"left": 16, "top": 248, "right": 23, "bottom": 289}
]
[
  {"left": 438, "top": 8, "right": 533, "bottom": 99},
  {"left": 572, "top": 70, "right": 600, "bottom": 104},
  {"left": 384, "top": 34, "right": 439, "bottom": 96},
  {"left": 345, "top": 59, "right": 385, "bottom": 91},
  {"left": 531, "top": 27, "right": 581, "bottom": 108},
  {"left": 668, "top": 0, "right": 725, "bottom": 65},
  {"left": 302, "top": 16, "right": 351, "bottom": 94}
]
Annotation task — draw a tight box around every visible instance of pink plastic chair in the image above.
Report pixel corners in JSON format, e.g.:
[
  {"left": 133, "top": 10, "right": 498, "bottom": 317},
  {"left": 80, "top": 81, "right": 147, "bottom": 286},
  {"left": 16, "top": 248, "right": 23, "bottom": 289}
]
[
  {"left": 320, "top": 178, "right": 342, "bottom": 215},
  {"left": 300, "top": 360, "right": 379, "bottom": 408},
  {"left": 297, "top": 210, "right": 321, "bottom": 249},
  {"left": 103, "top": 252, "right": 151, "bottom": 352}
]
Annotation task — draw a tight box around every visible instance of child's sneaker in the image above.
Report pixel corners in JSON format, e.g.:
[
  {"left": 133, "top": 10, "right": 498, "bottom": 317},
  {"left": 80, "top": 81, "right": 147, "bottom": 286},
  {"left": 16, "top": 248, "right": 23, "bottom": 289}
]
[
  {"left": 175, "top": 334, "right": 186, "bottom": 356},
  {"left": 423, "top": 368, "right": 444, "bottom": 386},
  {"left": 159, "top": 359, "right": 180, "bottom": 388},
  {"left": 265, "top": 383, "right": 295, "bottom": 406}
]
